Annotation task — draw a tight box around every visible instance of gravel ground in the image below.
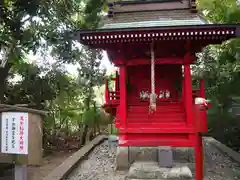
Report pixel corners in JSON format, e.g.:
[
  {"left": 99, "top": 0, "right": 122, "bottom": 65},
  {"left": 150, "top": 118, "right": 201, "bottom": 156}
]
[
  {"left": 66, "top": 140, "right": 240, "bottom": 180},
  {"left": 203, "top": 140, "right": 240, "bottom": 180},
  {"left": 66, "top": 141, "right": 126, "bottom": 180}
]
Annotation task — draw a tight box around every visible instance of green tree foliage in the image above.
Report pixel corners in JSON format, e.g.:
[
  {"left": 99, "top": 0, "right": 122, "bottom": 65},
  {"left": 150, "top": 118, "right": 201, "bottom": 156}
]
[
  {"left": 0, "top": 0, "right": 108, "bottom": 152},
  {"left": 0, "top": 0, "right": 106, "bottom": 100},
  {"left": 195, "top": 0, "right": 240, "bottom": 150},
  {"left": 198, "top": 0, "right": 240, "bottom": 23},
  {"left": 5, "top": 63, "right": 73, "bottom": 108},
  {"left": 77, "top": 48, "right": 107, "bottom": 144}
]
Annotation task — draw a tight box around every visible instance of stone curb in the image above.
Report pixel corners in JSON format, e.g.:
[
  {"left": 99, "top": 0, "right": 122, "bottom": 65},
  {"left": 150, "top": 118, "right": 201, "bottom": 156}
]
[
  {"left": 42, "top": 135, "right": 107, "bottom": 180},
  {"left": 204, "top": 137, "right": 240, "bottom": 163}
]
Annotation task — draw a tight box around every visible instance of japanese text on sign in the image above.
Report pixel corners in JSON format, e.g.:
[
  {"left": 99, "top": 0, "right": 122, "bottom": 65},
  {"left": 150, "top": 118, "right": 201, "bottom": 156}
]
[{"left": 1, "top": 112, "right": 28, "bottom": 155}]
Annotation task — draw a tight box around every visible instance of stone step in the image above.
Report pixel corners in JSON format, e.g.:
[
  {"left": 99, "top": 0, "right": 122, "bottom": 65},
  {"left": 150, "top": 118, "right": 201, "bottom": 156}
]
[
  {"left": 127, "top": 161, "right": 193, "bottom": 180},
  {"left": 126, "top": 179, "right": 191, "bottom": 180},
  {"left": 116, "top": 146, "right": 197, "bottom": 170},
  {"left": 115, "top": 146, "right": 197, "bottom": 170},
  {"left": 127, "top": 179, "right": 193, "bottom": 180}
]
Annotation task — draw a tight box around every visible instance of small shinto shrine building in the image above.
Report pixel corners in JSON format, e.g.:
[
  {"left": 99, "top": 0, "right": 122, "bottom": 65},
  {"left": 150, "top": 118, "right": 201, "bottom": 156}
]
[{"left": 76, "top": 1, "right": 239, "bottom": 180}]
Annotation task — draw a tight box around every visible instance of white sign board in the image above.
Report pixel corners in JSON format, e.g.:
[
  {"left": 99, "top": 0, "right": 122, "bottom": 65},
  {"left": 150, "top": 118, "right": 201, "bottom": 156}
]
[{"left": 1, "top": 112, "right": 28, "bottom": 155}]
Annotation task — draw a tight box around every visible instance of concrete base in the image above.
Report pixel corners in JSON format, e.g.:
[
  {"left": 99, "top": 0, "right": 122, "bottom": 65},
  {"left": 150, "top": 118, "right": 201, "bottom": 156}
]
[
  {"left": 135, "top": 147, "right": 158, "bottom": 162},
  {"left": 115, "top": 146, "right": 142, "bottom": 170},
  {"left": 115, "top": 146, "right": 158, "bottom": 170},
  {"left": 14, "top": 165, "right": 28, "bottom": 180},
  {"left": 115, "top": 147, "right": 130, "bottom": 170},
  {"left": 115, "top": 146, "right": 195, "bottom": 171},
  {"left": 172, "top": 147, "right": 194, "bottom": 163},
  {"left": 158, "top": 146, "right": 173, "bottom": 168},
  {"left": 127, "top": 161, "right": 193, "bottom": 180}
]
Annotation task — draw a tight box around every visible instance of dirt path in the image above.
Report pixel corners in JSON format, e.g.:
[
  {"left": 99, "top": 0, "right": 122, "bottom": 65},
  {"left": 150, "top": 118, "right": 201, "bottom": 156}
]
[
  {"left": 0, "top": 150, "right": 75, "bottom": 180},
  {"left": 29, "top": 151, "right": 76, "bottom": 180}
]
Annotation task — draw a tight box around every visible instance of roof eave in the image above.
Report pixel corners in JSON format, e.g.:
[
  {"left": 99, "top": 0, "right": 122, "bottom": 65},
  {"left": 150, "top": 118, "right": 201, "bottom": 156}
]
[
  {"left": 76, "top": 24, "right": 240, "bottom": 35},
  {"left": 107, "top": 0, "right": 183, "bottom": 6}
]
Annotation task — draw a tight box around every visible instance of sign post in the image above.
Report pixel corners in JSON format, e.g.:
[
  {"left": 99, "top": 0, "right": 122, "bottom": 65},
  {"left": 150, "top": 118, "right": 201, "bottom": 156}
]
[
  {"left": 14, "top": 164, "right": 28, "bottom": 180},
  {"left": 1, "top": 112, "right": 29, "bottom": 180}
]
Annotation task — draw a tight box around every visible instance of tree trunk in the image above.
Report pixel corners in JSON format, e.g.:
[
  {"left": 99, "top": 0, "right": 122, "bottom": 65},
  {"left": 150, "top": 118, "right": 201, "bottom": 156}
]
[
  {"left": 97, "top": 123, "right": 100, "bottom": 134},
  {"left": 0, "top": 63, "right": 12, "bottom": 103},
  {"left": 81, "top": 97, "right": 90, "bottom": 145},
  {"left": 78, "top": 114, "right": 83, "bottom": 131},
  {"left": 81, "top": 124, "right": 88, "bottom": 145},
  {"left": 66, "top": 118, "right": 69, "bottom": 136},
  {"left": 89, "top": 130, "right": 94, "bottom": 141},
  {"left": 110, "top": 123, "right": 113, "bottom": 134},
  {"left": 93, "top": 101, "right": 97, "bottom": 137}
]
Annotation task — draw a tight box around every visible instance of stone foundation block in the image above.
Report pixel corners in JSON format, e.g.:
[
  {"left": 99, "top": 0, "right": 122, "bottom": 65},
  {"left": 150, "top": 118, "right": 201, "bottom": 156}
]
[
  {"left": 127, "top": 161, "right": 192, "bottom": 180},
  {"left": 135, "top": 147, "right": 158, "bottom": 162},
  {"left": 172, "top": 147, "right": 194, "bottom": 163},
  {"left": 116, "top": 146, "right": 158, "bottom": 170},
  {"left": 115, "top": 146, "right": 130, "bottom": 170},
  {"left": 158, "top": 146, "right": 173, "bottom": 168}
]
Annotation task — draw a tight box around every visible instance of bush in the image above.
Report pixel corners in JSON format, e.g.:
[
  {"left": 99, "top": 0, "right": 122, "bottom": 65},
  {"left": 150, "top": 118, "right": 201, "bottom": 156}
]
[{"left": 208, "top": 109, "right": 240, "bottom": 152}]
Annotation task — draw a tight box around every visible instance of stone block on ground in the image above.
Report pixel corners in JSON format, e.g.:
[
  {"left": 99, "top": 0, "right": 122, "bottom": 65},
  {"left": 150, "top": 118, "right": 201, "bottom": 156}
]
[
  {"left": 129, "top": 147, "right": 141, "bottom": 163},
  {"left": 158, "top": 146, "right": 173, "bottom": 168},
  {"left": 115, "top": 146, "right": 130, "bottom": 170},
  {"left": 134, "top": 147, "right": 158, "bottom": 162},
  {"left": 172, "top": 147, "right": 194, "bottom": 163},
  {"left": 108, "top": 135, "right": 118, "bottom": 155},
  {"left": 127, "top": 161, "right": 192, "bottom": 180},
  {"left": 116, "top": 146, "right": 159, "bottom": 170}
]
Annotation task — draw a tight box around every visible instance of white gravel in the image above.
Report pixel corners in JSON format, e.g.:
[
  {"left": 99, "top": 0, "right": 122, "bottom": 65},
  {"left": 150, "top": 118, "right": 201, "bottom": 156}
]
[
  {"left": 65, "top": 141, "right": 125, "bottom": 180},
  {"left": 203, "top": 140, "right": 240, "bottom": 180},
  {"left": 66, "top": 140, "right": 240, "bottom": 180}
]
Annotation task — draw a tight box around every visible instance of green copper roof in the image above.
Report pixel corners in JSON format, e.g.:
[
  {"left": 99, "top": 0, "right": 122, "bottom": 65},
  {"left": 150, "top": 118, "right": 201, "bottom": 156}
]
[
  {"left": 100, "top": 17, "right": 209, "bottom": 30},
  {"left": 108, "top": 0, "right": 182, "bottom": 5}
]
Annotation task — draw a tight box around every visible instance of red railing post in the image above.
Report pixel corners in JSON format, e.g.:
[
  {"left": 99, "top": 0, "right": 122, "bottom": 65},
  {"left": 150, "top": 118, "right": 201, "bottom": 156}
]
[
  {"left": 181, "top": 77, "right": 185, "bottom": 103},
  {"left": 199, "top": 79, "right": 205, "bottom": 98},
  {"left": 105, "top": 77, "right": 109, "bottom": 104},
  {"left": 199, "top": 79, "right": 208, "bottom": 132},
  {"left": 115, "top": 70, "right": 119, "bottom": 92},
  {"left": 119, "top": 65, "right": 127, "bottom": 126}
]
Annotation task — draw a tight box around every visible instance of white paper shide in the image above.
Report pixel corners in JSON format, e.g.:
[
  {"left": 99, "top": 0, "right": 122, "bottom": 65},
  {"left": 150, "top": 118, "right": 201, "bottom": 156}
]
[{"left": 1, "top": 112, "right": 28, "bottom": 155}]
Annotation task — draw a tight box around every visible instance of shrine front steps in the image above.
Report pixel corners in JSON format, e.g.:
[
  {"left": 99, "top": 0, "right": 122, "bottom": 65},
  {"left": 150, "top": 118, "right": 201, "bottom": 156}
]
[
  {"left": 115, "top": 146, "right": 201, "bottom": 171},
  {"left": 115, "top": 146, "right": 208, "bottom": 180},
  {"left": 126, "top": 161, "right": 193, "bottom": 180}
]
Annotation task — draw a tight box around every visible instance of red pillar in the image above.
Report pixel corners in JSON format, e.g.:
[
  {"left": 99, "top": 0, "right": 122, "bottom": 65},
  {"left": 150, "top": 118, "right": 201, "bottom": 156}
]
[
  {"left": 184, "top": 63, "right": 203, "bottom": 180},
  {"left": 195, "top": 135, "right": 203, "bottom": 180},
  {"left": 183, "top": 64, "right": 193, "bottom": 125},
  {"left": 119, "top": 65, "right": 127, "bottom": 144}
]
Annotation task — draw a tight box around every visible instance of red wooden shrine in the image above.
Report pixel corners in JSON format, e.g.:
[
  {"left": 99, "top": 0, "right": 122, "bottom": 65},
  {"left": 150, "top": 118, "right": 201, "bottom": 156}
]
[{"left": 76, "top": 1, "right": 239, "bottom": 180}]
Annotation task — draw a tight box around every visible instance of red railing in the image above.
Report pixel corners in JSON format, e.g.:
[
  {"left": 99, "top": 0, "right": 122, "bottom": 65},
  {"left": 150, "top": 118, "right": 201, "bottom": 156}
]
[
  {"left": 192, "top": 89, "right": 200, "bottom": 99},
  {"left": 104, "top": 72, "right": 120, "bottom": 106},
  {"left": 109, "top": 91, "right": 120, "bottom": 100}
]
